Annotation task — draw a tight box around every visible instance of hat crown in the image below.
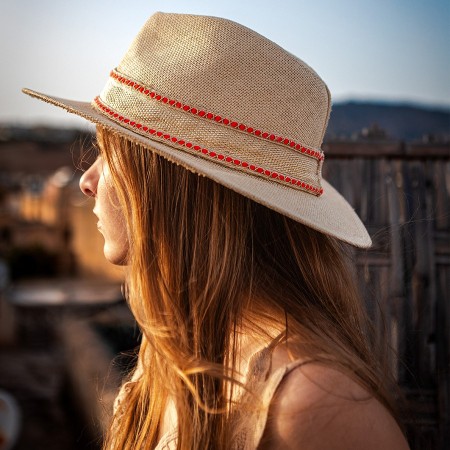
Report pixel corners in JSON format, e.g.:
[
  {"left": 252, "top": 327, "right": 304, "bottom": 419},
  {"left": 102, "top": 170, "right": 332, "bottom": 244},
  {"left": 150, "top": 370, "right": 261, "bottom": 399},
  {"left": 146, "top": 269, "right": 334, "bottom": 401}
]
[{"left": 118, "top": 12, "right": 330, "bottom": 150}]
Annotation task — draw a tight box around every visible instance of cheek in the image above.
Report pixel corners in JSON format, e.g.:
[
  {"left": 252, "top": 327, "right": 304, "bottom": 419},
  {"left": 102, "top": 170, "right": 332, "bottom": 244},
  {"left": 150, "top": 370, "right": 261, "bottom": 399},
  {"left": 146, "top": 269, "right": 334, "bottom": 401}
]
[
  {"left": 97, "top": 178, "right": 129, "bottom": 265},
  {"left": 102, "top": 211, "right": 129, "bottom": 265}
]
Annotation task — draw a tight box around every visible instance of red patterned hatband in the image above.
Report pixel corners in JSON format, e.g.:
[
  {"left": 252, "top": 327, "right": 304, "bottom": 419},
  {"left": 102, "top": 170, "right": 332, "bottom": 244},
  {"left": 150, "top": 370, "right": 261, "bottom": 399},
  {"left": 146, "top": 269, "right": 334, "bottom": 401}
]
[
  {"left": 94, "top": 97, "right": 323, "bottom": 196},
  {"left": 109, "top": 70, "right": 324, "bottom": 162},
  {"left": 93, "top": 68, "right": 325, "bottom": 196}
]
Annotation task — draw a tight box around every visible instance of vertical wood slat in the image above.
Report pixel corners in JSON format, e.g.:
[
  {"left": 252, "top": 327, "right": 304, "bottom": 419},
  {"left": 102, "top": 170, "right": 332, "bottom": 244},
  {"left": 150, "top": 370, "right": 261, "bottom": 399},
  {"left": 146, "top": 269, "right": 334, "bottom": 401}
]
[
  {"left": 436, "top": 265, "right": 450, "bottom": 448},
  {"left": 431, "top": 160, "right": 450, "bottom": 448},
  {"left": 408, "top": 160, "right": 436, "bottom": 388},
  {"left": 386, "top": 160, "right": 406, "bottom": 382}
]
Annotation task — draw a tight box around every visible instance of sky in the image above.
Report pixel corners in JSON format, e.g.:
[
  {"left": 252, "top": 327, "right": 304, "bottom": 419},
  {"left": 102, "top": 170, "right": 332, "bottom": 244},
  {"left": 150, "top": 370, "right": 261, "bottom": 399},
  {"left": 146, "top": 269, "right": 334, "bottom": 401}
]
[{"left": 0, "top": 0, "right": 449, "bottom": 128}]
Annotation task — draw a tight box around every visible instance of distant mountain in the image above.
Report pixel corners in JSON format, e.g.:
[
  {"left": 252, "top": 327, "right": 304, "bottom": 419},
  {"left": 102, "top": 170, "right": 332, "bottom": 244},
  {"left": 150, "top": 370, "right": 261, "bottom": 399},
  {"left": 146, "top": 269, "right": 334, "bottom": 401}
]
[
  {"left": 1, "top": 100, "right": 449, "bottom": 144},
  {"left": 325, "top": 101, "right": 450, "bottom": 142}
]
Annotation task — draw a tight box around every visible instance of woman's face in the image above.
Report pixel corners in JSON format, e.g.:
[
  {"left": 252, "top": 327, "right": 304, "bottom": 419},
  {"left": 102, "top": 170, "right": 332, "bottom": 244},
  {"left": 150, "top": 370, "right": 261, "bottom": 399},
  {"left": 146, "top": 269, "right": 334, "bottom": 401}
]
[{"left": 79, "top": 155, "right": 129, "bottom": 265}]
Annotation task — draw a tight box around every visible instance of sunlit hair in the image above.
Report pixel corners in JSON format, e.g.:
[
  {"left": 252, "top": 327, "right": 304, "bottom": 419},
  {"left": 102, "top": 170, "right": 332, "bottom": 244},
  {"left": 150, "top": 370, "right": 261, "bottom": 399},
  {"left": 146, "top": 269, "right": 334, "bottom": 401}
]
[{"left": 96, "top": 126, "right": 399, "bottom": 449}]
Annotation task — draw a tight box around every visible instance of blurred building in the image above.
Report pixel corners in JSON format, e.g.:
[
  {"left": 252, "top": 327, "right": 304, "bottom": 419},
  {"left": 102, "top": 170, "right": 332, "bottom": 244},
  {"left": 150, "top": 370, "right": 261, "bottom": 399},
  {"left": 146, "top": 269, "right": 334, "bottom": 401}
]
[{"left": 0, "top": 126, "right": 122, "bottom": 281}]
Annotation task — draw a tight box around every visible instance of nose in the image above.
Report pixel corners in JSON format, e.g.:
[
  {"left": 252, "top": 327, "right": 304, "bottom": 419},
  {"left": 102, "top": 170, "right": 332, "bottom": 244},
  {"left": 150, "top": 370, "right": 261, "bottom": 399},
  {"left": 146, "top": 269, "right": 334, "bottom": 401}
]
[{"left": 79, "top": 163, "right": 99, "bottom": 197}]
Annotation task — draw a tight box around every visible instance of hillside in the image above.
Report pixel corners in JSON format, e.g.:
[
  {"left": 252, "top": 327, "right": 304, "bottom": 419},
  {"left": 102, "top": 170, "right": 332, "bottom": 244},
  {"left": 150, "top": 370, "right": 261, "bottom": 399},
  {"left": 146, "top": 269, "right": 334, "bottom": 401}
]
[{"left": 326, "top": 101, "right": 450, "bottom": 142}]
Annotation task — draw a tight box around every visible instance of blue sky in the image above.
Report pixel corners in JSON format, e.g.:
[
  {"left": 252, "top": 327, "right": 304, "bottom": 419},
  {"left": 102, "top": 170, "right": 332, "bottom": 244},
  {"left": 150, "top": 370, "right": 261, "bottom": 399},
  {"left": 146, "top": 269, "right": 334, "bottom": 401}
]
[{"left": 1, "top": 0, "right": 449, "bottom": 127}]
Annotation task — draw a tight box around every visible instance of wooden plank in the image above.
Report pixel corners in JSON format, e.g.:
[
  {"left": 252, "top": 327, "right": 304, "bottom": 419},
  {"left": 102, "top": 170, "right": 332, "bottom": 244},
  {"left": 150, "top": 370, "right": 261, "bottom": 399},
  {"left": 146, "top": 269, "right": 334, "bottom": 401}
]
[
  {"left": 407, "top": 144, "right": 450, "bottom": 158},
  {"left": 436, "top": 266, "right": 450, "bottom": 448},
  {"left": 429, "top": 160, "right": 450, "bottom": 231},
  {"left": 407, "top": 160, "right": 436, "bottom": 387},
  {"left": 386, "top": 160, "right": 408, "bottom": 383},
  {"left": 323, "top": 141, "right": 404, "bottom": 157},
  {"left": 395, "top": 158, "right": 418, "bottom": 387},
  {"left": 323, "top": 141, "right": 449, "bottom": 158}
]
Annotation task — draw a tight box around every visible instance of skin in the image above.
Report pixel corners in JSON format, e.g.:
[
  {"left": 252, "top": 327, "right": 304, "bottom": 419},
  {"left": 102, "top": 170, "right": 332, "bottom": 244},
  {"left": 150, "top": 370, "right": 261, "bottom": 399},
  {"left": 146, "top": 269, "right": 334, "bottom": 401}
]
[
  {"left": 79, "top": 156, "right": 129, "bottom": 265},
  {"left": 259, "top": 348, "right": 411, "bottom": 450}
]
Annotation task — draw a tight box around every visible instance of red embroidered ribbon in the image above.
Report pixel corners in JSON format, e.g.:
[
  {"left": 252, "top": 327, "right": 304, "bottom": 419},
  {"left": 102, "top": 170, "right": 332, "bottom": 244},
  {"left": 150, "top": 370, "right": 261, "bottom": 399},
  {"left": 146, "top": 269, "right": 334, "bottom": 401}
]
[
  {"left": 109, "top": 69, "right": 325, "bottom": 162},
  {"left": 93, "top": 96, "right": 324, "bottom": 196}
]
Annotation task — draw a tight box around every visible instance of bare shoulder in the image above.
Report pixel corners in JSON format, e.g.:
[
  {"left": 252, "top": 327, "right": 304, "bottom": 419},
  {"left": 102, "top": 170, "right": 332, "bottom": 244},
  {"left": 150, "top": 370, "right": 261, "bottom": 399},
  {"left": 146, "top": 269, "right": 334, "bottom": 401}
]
[{"left": 259, "top": 362, "right": 410, "bottom": 450}]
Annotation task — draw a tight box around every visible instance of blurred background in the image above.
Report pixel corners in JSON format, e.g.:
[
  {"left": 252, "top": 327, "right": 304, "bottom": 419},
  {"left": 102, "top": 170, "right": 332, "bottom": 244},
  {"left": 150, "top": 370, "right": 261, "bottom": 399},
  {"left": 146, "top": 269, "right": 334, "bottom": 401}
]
[{"left": 0, "top": 1, "right": 449, "bottom": 449}]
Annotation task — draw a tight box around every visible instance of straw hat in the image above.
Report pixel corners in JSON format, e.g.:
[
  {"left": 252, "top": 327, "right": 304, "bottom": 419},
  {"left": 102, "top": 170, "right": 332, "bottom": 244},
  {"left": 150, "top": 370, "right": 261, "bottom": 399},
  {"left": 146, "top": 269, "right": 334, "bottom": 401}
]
[{"left": 23, "top": 12, "right": 371, "bottom": 248}]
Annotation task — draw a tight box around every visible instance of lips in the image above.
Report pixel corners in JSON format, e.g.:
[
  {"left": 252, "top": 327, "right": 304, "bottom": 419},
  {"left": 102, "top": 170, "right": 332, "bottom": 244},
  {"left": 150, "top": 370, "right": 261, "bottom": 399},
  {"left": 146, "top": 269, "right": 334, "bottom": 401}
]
[
  {"left": 93, "top": 209, "right": 100, "bottom": 225},
  {"left": 96, "top": 220, "right": 104, "bottom": 235},
  {"left": 94, "top": 211, "right": 103, "bottom": 231}
]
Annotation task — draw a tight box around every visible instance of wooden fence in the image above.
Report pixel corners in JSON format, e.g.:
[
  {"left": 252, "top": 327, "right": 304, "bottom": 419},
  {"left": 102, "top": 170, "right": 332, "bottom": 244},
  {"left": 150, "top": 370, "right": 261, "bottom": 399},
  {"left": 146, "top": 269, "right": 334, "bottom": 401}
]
[{"left": 323, "top": 140, "right": 450, "bottom": 450}]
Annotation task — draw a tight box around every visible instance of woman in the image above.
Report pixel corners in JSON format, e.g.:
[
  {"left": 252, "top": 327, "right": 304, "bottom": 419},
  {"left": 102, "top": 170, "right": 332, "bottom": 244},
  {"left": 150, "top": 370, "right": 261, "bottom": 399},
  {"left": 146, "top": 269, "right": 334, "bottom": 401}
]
[{"left": 23, "top": 12, "right": 409, "bottom": 450}]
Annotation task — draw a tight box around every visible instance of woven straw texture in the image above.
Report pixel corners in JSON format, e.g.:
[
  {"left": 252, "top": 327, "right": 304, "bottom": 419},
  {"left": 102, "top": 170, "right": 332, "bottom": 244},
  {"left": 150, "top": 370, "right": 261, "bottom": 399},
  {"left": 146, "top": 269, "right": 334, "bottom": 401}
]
[{"left": 118, "top": 13, "right": 330, "bottom": 150}]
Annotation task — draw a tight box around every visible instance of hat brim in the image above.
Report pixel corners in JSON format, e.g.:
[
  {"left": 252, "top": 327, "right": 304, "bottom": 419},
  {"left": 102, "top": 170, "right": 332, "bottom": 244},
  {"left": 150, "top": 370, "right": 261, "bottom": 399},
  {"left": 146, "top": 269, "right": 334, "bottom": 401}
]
[{"left": 23, "top": 88, "right": 371, "bottom": 248}]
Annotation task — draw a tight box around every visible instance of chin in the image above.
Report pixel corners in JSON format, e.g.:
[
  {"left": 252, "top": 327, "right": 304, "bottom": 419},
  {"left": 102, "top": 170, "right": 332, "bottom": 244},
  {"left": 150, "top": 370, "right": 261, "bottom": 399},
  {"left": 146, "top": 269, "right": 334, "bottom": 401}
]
[{"left": 104, "top": 245, "right": 129, "bottom": 266}]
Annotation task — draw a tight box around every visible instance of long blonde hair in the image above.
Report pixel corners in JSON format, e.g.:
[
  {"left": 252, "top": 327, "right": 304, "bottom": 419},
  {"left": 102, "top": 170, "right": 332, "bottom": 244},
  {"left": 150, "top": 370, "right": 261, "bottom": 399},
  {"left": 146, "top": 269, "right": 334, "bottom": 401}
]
[{"left": 97, "top": 126, "right": 399, "bottom": 449}]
